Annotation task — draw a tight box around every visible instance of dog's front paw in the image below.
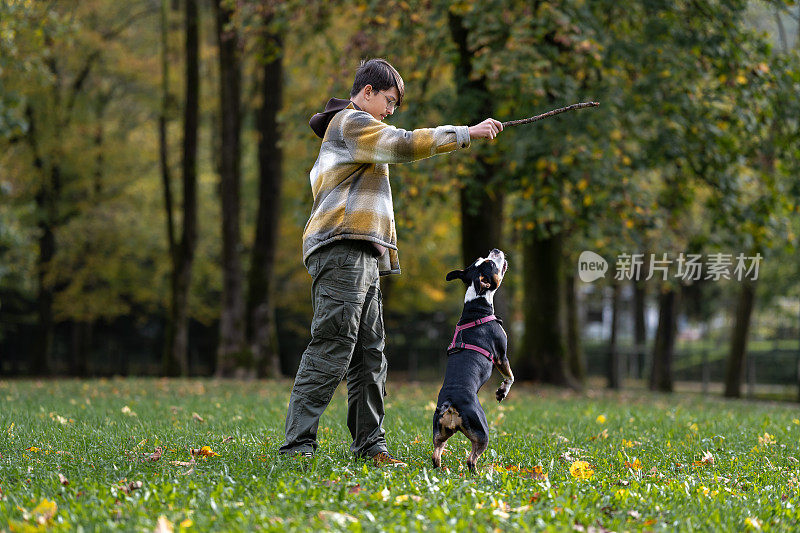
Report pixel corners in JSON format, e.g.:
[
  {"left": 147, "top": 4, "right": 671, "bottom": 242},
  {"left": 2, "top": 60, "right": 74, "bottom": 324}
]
[{"left": 495, "top": 387, "right": 507, "bottom": 402}]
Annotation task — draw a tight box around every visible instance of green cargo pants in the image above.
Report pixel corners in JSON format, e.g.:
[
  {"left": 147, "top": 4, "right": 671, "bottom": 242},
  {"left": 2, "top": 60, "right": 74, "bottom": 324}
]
[{"left": 279, "top": 240, "right": 388, "bottom": 458}]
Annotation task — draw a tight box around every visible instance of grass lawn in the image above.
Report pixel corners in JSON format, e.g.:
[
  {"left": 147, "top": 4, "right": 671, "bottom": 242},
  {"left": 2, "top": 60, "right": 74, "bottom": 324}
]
[{"left": 1, "top": 378, "right": 799, "bottom": 531}]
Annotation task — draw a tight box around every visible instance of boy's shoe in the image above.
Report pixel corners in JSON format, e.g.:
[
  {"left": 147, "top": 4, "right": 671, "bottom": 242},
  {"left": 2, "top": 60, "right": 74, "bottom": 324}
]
[{"left": 372, "top": 452, "right": 407, "bottom": 467}]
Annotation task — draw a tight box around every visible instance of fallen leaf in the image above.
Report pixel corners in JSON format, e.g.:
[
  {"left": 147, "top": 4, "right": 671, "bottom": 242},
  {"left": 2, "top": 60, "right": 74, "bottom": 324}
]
[
  {"left": 148, "top": 447, "right": 164, "bottom": 462},
  {"left": 121, "top": 406, "right": 137, "bottom": 417},
  {"left": 701, "top": 450, "right": 715, "bottom": 465},
  {"left": 192, "top": 413, "right": 204, "bottom": 423},
  {"left": 222, "top": 436, "right": 234, "bottom": 443},
  {"left": 30, "top": 498, "right": 58, "bottom": 525},
  {"left": 179, "top": 518, "right": 193, "bottom": 528},
  {"left": 569, "top": 460, "right": 594, "bottom": 480},
  {"left": 58, "top": 473, "right": 69, "bottom": 486},
  {"left": 119, "top": 481, "right": 143, "bottom": 495},
  {"left": 154, "top": 515, "right": 174, "bottom": 533},
  {"left": 190, "top": 446, "right": 219, "bottom": 458},
  {"left": 169, "top": 460, "right": 196, "bottom": 467},
  {"left": 348, "top": 484, "right": 362, "bottom": 494},
  {"left": 26, "top": 446, "right": 41, "bottom": 453}
]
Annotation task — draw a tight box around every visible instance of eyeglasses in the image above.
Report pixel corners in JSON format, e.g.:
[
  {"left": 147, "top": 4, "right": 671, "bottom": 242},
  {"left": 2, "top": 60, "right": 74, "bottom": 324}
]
[{"left": 377, "top": 91, "right": 399, "bottom": 112}]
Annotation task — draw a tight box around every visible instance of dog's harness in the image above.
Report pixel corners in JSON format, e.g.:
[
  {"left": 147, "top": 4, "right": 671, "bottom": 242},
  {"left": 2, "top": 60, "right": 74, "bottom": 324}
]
[{"left": 447, "top": 315, "right": 501, "bottom": 363}]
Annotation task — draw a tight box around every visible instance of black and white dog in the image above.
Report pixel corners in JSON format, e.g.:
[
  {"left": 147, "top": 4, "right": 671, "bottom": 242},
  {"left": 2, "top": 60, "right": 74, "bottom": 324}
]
[{"left": 432, "top": 249, "right": 514, "bottom": 473}]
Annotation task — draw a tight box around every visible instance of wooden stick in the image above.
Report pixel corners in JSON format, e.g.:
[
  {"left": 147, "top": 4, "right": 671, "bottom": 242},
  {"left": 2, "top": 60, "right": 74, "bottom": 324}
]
[{"left": 502, "top": 102, "right": 600, "bottom": 127}]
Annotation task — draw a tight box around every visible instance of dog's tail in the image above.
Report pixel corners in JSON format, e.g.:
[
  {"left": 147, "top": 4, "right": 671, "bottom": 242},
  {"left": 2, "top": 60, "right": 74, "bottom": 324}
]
[{"left": 437, "top": 402, "right": 461, "bottom": 430}]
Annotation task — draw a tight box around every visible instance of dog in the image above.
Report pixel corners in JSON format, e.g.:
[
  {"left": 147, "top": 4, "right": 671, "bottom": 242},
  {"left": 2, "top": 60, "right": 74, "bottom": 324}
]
[{"left": 431, "top": 249, "right": 514, "bottom": 473}]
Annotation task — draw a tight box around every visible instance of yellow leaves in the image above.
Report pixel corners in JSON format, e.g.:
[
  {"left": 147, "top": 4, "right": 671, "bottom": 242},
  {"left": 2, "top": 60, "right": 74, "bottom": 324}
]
[
  {"left": 793, "top": 419, "right": 799, "bottom": 425},
  {"left": 191, "top": 413, "right": 204, "bottom": 423},
  {"left": 595, "top": 414, "right": 606, "bottom": 424},
  {"left": 577, "top": 178, "right": 588, "bottom": 192},
  {"left": 179, "top": 519, "right": 193, "bottom": 529},
  {"left": 569, "top": 460, "right": 594, "bottom": 480},
  {"left": 154, "top": 516, "right": 174, "bottom": 533},
  {"left": 10, "top": 498, "right": 58, "bottom": 531},
  {"left": 121, "top": 406, "right": 137, "bottom": 417},
  {"left": 622, "top": 439, "right": 642, "bottom": 448},
  {"left": 744, "top": 517, "right": 763, "bottom": 530},
  {"left": 735, "top": 74, "right": 748, "bottom": 85},
  {"left": 496, "top": 464, "right": 548, "bottom": 480},
  {"left": 394, "top": 494, "right": 422, "bottom": 504},
  {"left": 624, "top": 458, "right": 642, "bottom": 470},
  {"left": 688, "top": 423, "right": 699, "bottom": 432},
  {"left": 48, "top": 413, "right": 73, "bottom": 425},
  {"left": 191, "top": 446, "right": 219, "bottom": 458},
  {"left": 757, "top": 432, "right": 776, "bottom": 446},
  {"left": 692, "top": 450, "right": 715, "bottom": 467},
  {"left": 26, "top": 446, "right": 41, "bottom": 453}
]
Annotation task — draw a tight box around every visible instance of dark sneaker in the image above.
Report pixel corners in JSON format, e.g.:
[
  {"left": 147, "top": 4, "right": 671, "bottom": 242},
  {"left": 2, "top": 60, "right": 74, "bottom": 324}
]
[{"left": 372, "top": 452, "right": 407, "bottom": 467}]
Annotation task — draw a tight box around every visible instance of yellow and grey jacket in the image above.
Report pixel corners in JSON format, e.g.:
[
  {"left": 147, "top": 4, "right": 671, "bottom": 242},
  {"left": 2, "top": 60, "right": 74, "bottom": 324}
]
[{"left": 302, "top": 100, "right": 471, "bottom": 275}]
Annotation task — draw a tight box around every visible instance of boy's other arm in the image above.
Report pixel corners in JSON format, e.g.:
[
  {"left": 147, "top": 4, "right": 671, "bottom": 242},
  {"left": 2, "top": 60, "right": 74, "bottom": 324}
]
[{"left": 342, "top": 112, "right": 502, "bottom": 165}]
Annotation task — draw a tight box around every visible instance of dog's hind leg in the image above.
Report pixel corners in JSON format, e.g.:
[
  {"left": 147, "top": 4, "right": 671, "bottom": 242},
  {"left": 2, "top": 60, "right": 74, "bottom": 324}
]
[
  {"left": 432, "top": 429, "right": 455, "bottom": 468},
  {"left": 432, "top": 404, "right": 461, "bottom": 468},
  {"left": 462, "top": 410, "right": 489, "bottom": 473},
  {"left": 465, "top": 430, "right": 488, "bottom": 473}
]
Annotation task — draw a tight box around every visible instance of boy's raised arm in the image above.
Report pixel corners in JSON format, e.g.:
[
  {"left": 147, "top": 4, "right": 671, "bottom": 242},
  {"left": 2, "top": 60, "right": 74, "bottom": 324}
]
[{"left": 341, "top": 111, "right": 471, "bottom": 164}]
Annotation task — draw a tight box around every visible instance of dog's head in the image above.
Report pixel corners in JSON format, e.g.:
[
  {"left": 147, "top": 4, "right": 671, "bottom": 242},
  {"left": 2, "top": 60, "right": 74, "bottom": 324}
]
[{"left": 446, "top": 249, "right": 508, "bottom": 304}]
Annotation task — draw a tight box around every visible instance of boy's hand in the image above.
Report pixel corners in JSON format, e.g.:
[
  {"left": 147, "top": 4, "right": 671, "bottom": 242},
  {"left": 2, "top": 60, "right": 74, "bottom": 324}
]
[{"left": 468, "top": 118, "right": 503, "bottom": 140}]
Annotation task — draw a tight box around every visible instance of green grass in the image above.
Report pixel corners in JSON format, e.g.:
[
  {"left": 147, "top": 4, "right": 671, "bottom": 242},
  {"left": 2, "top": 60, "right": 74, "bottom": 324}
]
[{"left": 1, "top": 379, "right": 799, "bottom": 531}]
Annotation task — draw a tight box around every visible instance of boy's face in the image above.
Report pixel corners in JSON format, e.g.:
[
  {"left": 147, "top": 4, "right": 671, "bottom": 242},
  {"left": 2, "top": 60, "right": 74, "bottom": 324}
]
[{"left": 362, "top": 84, "right": 400, "bottom": 122}]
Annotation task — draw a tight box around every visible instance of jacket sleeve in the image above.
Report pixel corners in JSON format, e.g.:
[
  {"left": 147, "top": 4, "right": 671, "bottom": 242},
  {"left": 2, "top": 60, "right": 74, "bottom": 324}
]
[{"left": 341, "top": 110, "right": 470, "bottom": 164}]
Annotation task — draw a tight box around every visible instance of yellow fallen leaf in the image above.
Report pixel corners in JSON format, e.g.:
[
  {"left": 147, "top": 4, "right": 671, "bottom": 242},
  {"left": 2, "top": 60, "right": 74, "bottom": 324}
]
[
  {"left": 30, "top": 498, "right": 58, "bottom": 525},
  {"left": 154, "top": 515, "right": 174, "bottom": 533},
  {"left": 192, "top": 413, "right": 204, "bottom": 423},
  {"left": 26, "top": 447, "right": 41, "bottom": 453},
  {"left": 569, "top": 460, "right": 594, "bottom": 480},
  {"left": 744, "top": 517, "right": 762, "bottom": 530},
  {"left": 191, "top": 446, "right": 219, "bottom": 458},
  {"left": 596, "top": 414, "right": 607, "bottom": 424},
  {"left": 179, "top": 518, "right": 193, "bottom": 528},
  {"left": 121, "top": 406, "right": 137, "bottom": 417}
]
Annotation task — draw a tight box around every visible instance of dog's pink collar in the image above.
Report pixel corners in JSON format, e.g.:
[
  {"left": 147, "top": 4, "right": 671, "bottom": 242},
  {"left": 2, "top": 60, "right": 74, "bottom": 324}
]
[{"left": 447, "top": 315, "right": 499, "bottom": 363}]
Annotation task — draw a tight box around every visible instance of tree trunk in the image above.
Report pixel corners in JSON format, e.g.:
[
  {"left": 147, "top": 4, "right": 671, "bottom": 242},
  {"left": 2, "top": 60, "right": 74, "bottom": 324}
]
[
  {"left": 649, "top": 286, "right": 678, "bottom": 392},
  {"left": 214, "top": 0, "right": 246, "bottom": 377},
  {"left": 519, "top": 231, "right": 576, "bottom": 386},
  {"left": 447, "top": 11, "right": 506, "bottom": 316},
  {"left": 159, "top": 0, "right": 176, "bottom": 267},
  {"left": 34, "top": 189, "right": 55, "bottom": 376},
  {"left": 565, "top": 270, "right": 585, "bottom": 383},
  {"left": 724, "top": 280, "right": 757, "bottom": 398},
  {"left": 607, "top": 281, "right": 621, "bottom": 389},
  {"left": 248, "top": 29, "right": 284, "bottom": 379},
  {"left": 633, "top": 279, "right": 647, "bottom": 379},
  {"left": 165, "top": 0, "right": 199, "bottom": 376}
]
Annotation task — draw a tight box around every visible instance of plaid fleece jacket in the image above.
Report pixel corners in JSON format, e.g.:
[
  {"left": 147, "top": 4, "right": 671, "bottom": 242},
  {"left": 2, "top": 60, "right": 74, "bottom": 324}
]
[{"left": 302, "top": 103, "right": 471, "bottom": 275}]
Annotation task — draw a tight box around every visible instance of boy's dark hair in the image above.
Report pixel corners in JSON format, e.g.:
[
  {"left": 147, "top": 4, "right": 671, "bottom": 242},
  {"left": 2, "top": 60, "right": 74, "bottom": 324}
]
[{"left": 350, "top": 58, "right": 404, "bottom": 107}]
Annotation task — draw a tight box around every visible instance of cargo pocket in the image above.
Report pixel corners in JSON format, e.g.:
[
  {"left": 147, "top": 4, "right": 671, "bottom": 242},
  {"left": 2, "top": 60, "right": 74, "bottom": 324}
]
[
  {"left": 312, "top": 283, "right": 363, "bottom": 343},
  {"left": 294, "top": 351, "right": 346, "bottom": 403}
]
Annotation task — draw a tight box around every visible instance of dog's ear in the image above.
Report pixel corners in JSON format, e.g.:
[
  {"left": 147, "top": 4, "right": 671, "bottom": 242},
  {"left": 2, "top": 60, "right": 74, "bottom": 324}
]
[{"left": 446, "top": 269, "right": 465, "bottom": 282}]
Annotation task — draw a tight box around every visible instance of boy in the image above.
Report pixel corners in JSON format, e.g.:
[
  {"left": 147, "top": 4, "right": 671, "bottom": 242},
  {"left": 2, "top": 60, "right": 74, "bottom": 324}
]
[{"left": 279, "top": 58, "right": 502, "bottom": 465}]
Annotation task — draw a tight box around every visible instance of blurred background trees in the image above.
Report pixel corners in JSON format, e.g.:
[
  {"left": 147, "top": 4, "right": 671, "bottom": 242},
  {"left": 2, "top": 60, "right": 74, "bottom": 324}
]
[{"left": 1, "top": 0, "right": 799, "bottom": 401}]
